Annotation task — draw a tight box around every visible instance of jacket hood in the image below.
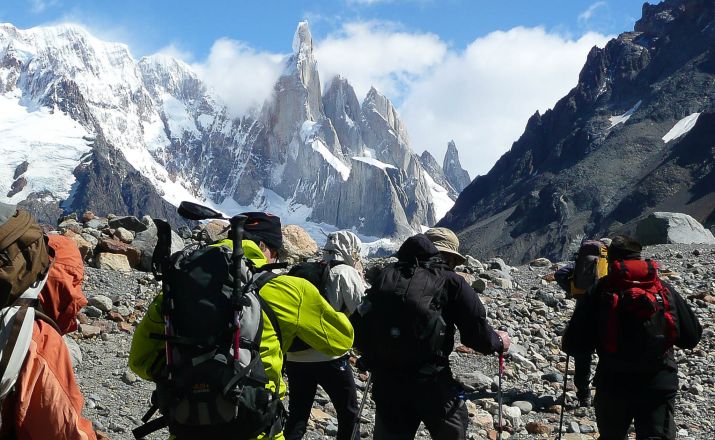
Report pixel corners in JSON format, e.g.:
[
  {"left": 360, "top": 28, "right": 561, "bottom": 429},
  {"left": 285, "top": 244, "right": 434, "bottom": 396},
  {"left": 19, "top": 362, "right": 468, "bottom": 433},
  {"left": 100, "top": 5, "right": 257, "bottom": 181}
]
[
  {"left": 396, "top": 234, "right": 439, "bottom": 262},
  {"left": 323, "top": 230, "right": 362, "bottom": 267},
  {"left": 39, "top": 235, "right": 87, "bottom": 335},
  {"left": 214, "top": 239, "right": 268, "bottom": 268}
]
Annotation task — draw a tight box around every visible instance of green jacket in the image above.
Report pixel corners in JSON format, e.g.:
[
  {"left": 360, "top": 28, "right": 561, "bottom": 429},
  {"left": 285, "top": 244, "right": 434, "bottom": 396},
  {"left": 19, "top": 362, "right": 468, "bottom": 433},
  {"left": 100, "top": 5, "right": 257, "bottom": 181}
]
[{"left": 128, "top": 239, "right": 354, "bottom": 417}]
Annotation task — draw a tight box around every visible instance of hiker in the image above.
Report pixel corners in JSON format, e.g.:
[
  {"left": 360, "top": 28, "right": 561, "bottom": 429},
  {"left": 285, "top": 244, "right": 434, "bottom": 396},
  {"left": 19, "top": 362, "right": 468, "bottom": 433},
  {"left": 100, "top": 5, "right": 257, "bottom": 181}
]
[
  {"left": 128, "top": 211, "right": 355, "bottom": 439},
  {"left": 284, "top": 230, "right": 366, "bottom": 440},
  {"left": 562, "top": 235, "right": 702, "bottom": 440},
  {"left": 554, "top": 238, "right": 610, "bottom": 407},
  {"left": 0, "top": 203, "right": 105, "bottom": 440},
  {"left": 353, "top": 230, "right": 509, "bottom": 440}
]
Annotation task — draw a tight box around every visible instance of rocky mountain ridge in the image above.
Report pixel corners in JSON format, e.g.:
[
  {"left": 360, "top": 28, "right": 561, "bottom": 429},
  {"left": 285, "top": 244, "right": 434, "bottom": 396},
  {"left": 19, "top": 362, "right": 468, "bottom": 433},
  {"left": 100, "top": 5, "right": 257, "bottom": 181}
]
[
  {"left": 440, "top": 0, "right": 715, "bottom": 263},
  {"left": 0, "top": 21, "right": 470, "bottom": 238}
]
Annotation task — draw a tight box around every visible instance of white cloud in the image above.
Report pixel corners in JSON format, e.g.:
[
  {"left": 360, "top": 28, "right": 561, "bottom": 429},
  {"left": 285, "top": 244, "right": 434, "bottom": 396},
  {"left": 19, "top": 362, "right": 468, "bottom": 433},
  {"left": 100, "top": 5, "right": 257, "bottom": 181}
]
[
  {"left": 314, "top": 21, "right": 447, "bottom": 100},
  {"left": 191, "top": 38, "right": 286, "bottom": 117},
  {"left": 155, "top": 43, "right": 194, "bottom": 63},
  {"left": 399, "top": 27, "right": 611, "bottom": 176},
  {"left": 579, "top": 1, "right": 608, "bottom": 22},
  {"left": 29, "top": 0, "right": 58, "bottom": 14}
]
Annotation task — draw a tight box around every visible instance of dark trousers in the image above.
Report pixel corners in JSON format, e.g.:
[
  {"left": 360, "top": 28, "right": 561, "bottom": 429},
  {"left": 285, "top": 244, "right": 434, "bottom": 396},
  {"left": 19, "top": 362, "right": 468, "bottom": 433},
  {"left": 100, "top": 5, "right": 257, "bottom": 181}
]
[
  {"left": 574, "top": 352, "right": 592, "bottom": 398},
  {"left": 372, "top": 372, "right": 468, "bottom": 440},
  {"left": 284, "top": 356, "right": 359, "bottom": 440},
  {"left": 573, "top": 296, "right": 592, "bottom": 399},
  {"left": 594, "top": 389, "right": 676, "bottom": 440}
]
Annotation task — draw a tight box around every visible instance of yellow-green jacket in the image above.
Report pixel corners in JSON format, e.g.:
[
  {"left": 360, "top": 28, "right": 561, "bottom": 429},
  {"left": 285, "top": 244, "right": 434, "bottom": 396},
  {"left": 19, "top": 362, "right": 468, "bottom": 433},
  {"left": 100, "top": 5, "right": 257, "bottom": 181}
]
[{"left": 128, "top": 239, "right": 354, "bottom": 435}]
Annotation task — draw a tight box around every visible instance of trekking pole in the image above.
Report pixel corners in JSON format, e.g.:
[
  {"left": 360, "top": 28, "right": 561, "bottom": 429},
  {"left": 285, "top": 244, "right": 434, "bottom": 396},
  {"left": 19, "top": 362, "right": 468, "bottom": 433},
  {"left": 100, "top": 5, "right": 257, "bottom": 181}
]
[
  {"left": 497, "top": 326, "right": 507, "bottom": 440},
  {"left": 351, "top": 371, "right": 373, "bottom": 440},
  {"left": 497, "top": 351, "right": 505, "bottom": 439},
  {"left": 557, "top": 354, "right": 570, "bottom": 440}
]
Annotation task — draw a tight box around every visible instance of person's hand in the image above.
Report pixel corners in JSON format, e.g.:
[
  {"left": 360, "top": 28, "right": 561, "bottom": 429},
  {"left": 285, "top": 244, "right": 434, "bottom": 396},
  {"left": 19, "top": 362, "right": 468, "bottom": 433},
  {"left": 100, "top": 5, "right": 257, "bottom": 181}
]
[
  {"left": 96, "top": 430, "right": 111, "bottom": 440},
  {"left": 496, "top": 330, "right": 510, "bottom": 354}
]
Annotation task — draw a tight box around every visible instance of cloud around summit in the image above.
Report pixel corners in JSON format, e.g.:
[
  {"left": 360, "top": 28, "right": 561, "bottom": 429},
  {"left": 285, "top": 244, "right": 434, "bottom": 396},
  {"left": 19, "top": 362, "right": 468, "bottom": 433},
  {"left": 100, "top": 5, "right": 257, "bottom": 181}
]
[{"left": 187, "top": 20, "right": 610, "bottom": 176}]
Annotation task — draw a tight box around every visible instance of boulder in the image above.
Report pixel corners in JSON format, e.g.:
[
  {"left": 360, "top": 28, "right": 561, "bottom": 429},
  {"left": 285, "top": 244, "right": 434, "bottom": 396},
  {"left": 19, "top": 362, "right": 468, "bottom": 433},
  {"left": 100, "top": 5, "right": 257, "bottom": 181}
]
[
  {"left": 131, "top": 219, "right": 184, "bottom": 271},
  {"left": 114, "top": 227, "right": 135, "bottom": 243},
  {"left": 58, "top": 219, "right": 83, "bottom": 234},
  {"left": 529, "top": 257, "right": 551, "bottom": 267},
  {"left": 472, "top": 277, "right": 487, "bottom": 293},
  {"left": 636, "top": 212, "right": 715, "bottom": 245},
  {"left": 62, "top": 230, "right": 93, "bottom": 259},
  {"left": 203, "top": 220, "right": 230, "bottom": 242},
  {"left": 85, "top": 218, "right": 108, "bottom": 230},
  {"left": 526, "top": 421, "right": 552, "bottom": 435},
  {"left": 88, "top": 294, "right": 114, "bottom": 312},
  {"left": 108, "top": 215, "right": 148, "bottom": 233},
  {"left": 95, "top": 253, "right": 131, "bottom": 272},
  {"left": 280, "top": 225, "right": 318, "bottom": 264},
  {"left": 97, "top": 238, "right": 141, "bottom": 268},
  {"left": 465, "top": 255, "right": 485, "bottom": 271}
]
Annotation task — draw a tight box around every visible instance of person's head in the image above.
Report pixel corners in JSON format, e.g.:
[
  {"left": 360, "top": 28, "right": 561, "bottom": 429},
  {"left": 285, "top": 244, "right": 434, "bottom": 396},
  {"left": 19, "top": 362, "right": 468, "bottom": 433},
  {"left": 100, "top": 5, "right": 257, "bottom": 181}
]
[
  {"left": 241, "top": 212, "right": 283, "bottom": 263},
  {"left": 323, "top": 230, "right": 362, "bottom": 267},
  {"left": 424, "top": 227, "right": 465, "bottom": 269},
  {"left": 608, "top": 235, "right": 642, "bottom": 261}
]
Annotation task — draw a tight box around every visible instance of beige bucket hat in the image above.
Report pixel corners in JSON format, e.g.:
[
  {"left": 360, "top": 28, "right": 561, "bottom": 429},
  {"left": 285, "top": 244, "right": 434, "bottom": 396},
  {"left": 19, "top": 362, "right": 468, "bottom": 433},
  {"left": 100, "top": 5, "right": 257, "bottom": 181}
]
[{"left": 424, "top": 227, "right": 465, "bottom": 265}]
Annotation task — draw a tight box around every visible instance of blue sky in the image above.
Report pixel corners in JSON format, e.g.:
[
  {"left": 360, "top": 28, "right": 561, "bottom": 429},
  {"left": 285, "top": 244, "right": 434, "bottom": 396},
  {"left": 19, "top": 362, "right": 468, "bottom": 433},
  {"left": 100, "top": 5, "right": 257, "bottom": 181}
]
[{"left": 0, "top": 0, "right": 647, "bottom": 175}]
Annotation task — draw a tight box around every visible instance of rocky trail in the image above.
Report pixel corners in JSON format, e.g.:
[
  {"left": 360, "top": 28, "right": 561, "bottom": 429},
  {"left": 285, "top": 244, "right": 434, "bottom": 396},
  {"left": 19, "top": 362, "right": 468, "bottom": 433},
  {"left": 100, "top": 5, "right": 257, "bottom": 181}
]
[{"left": 71, "top": 240, "right": 714, "bottom": 440}]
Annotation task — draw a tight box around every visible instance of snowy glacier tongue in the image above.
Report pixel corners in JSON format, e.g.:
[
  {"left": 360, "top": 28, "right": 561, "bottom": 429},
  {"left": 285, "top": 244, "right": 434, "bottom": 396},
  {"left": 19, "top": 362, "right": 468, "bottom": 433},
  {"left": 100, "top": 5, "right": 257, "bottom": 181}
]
[{"left": 0, "top": 93, "right": 92, "bottom": 204}]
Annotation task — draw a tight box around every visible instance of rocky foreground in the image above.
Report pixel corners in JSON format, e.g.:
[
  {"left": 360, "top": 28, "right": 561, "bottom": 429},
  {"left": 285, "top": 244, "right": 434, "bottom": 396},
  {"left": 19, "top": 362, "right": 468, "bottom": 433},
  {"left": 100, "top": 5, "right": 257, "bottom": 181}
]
[{"left": 70, "top": 241, "right": 714, "bottom": 439}]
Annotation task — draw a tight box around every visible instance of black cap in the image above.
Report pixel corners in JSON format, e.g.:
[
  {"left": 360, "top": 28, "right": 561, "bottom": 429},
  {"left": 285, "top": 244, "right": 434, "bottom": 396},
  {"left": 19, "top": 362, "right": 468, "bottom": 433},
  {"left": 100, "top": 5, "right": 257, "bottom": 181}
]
[
  {"left": 241, "top": 212, "right": 283, "bottom": 250},
  {"left": 396, "top": 234, "right": 439, "bottom": 262}
]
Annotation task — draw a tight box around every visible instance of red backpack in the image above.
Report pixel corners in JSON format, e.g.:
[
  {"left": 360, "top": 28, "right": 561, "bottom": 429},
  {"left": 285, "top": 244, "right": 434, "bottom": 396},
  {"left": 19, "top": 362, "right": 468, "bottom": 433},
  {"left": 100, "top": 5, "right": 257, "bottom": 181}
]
[{"left": 599, "top": 259, "right": 678, "bottom": 370}]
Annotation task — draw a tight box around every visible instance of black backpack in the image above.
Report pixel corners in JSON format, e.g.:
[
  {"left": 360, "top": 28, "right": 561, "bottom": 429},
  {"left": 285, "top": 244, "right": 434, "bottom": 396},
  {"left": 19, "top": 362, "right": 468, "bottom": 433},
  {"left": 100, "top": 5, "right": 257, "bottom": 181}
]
[
  {"left": 352, "top": 258, "right": 448, "bottom": 375},
  {"left": 285, "top": 260, "right": 345, "bottom": 352},
  {"left": 133, "top": 218, "right": 285, "bottom": 439}
]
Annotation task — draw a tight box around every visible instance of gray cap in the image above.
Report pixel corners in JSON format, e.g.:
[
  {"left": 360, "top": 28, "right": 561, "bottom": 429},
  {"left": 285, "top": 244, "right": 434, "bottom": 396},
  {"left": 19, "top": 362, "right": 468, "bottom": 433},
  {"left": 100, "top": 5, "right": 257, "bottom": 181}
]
[{"left": 0, "top": 202, "right": 17, "bottom": 225}]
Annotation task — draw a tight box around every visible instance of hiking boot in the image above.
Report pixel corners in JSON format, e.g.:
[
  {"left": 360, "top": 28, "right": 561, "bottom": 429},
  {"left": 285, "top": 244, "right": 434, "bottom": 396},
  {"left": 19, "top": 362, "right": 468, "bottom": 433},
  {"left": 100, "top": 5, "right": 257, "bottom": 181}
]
[{"left": 577, "top": 392, "right": 591, "bottom": 408}]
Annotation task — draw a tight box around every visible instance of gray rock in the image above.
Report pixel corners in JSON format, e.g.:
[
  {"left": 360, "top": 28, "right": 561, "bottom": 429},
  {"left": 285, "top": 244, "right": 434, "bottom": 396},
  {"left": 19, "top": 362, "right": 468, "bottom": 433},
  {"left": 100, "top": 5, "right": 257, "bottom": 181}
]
[
  {"left": 457, "top": 370, "right": 493, "bottom": 391},
  {"left": 542, "top": 372, "right": 564, "bottom": 383},
  {"left": 512, "top": 400, "right": 533, "bottom": 414},
  {"left": 472, "top": 277, "right": 487, "bottom": 293},
  {"left": 88, "top": 294, "right": 114, "bottom": 312},
  {"left": 114, "top": 227, "right": 134, "bottom": 243},
  {"left": 64, "top": 335, "right": 82, "bottom": 367},
  {"left": 465, "top": 255, "right": 485, "bottom": 271},
  {"left": 80, "top": 232, "right": 99, "bottom": 247},
  {"left": 530, "top": 257, "right": 551, "bottom": 267},
  {"left": 108, "top": 216, "right": 148, "bottom": 233},
  {"left": 132, "top": 219, "right": 184, "bottom": 271},
  {"left": 83, "top": 305, "right": 103, "bottom": 318},
  {"left": 85, "top": 218, "right": 108, "bottom": 230},
  {"left": 122, "top": 370, "right": 138, "bottom": 385},
  {"left": 487, "top": 258, "right": 511, "bottom": 272},
  {"left": 636, "top": 212, "right": 715, "bottom": 245}
]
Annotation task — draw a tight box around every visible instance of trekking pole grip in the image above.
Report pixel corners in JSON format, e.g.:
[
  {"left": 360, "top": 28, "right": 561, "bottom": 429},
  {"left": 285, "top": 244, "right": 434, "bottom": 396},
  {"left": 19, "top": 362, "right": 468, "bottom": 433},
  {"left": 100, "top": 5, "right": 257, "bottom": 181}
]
[{"left": 230, "top": 215, "right": 247, "bottom": 295}]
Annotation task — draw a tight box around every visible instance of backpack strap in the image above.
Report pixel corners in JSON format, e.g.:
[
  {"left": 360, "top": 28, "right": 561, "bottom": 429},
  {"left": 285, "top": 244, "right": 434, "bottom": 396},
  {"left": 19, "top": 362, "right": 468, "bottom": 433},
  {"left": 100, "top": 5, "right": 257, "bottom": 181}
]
[
  {"left": 132, "top": 414, "right": 169, "bottom": 439},
  {"left": 151, "top": 219, "right": 172, "bottom": 281},
  {"left": 0, "top": 306, "right": 30, "bottom": 385},
  {"left": 251, "top": 272, "right": 283, "bottom": 349}
]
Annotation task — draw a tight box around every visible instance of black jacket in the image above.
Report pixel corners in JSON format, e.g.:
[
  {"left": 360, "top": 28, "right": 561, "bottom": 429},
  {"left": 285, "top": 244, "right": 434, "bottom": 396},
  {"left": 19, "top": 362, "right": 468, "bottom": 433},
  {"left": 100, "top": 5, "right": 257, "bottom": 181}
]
[
  {"left": 398, "top": 234, "right": 503, "bottom": 358},
  {"left": 562, "top": 267, "right": 702, "bottom": 392}
]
